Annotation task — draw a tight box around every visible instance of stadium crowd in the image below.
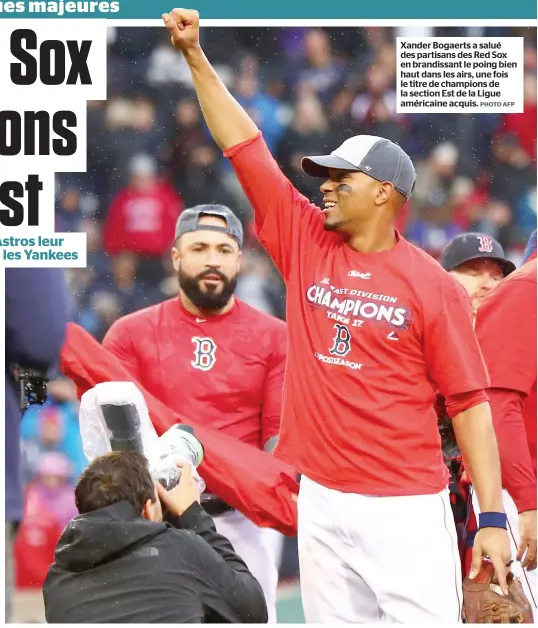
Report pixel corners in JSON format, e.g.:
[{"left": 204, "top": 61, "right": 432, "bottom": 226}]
[{"left": 14, "top": 24, "right": 536, "bottom": 618}]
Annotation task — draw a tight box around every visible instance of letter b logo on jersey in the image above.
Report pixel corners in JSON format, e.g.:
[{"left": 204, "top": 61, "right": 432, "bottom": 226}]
[
  {"left": 191, "top": 336, "right": 217, "bottom": 371},
  {"left": 329, "top": 324, "right": 352, "bottom": 357},
  {"left": 477, "top": 235, "right": 494, "bottom": 253}
]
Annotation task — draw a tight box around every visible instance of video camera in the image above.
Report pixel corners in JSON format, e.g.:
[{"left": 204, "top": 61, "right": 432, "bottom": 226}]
[
  {"left": 79, "top": 381, "right": 205, "bottom": 492},
  {"left": 17, "top": 366, "right": 49, "bottom": 411}
]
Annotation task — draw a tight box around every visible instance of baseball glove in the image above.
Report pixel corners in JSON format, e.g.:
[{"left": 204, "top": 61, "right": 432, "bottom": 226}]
[{"left": 462, "top": 559, "right": 534, "bottom": 623}]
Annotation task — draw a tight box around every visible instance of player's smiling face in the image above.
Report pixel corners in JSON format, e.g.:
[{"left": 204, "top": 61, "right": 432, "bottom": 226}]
[
  {"left": 450, "top": 258, "right": 504, "bottom": 313},
  {"left": 320, "top": 168, "right": 392, "bottom": 234}
]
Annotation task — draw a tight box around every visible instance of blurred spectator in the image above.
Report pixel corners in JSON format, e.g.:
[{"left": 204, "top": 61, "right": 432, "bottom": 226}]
[
  {"left": 234, "top": 61, "right": 288, "bottom": 154},
  {"left": 180, "top": 143, "right": 239, "bottom": 211},
  {"left": 236, "top": 249, "right": 286, "bottom": 319},
  {"left": 21, "top": 378, "right": 87, "bottom": 483},
  {"left": 360, "top": 100, "right": 410, "bottom": 153},
  {"left": 103, "top": 153, "right": 183, "bottom": 282},
  {"left": 277, "top": 91, "right": 329, "bottom": 201},
  {"left": 80, "top": 218, "right": 110, "bottom": 281},
  {"left": 14, "top": 453, "right": 77, "bottom": 590},
  {"left": 351, "top": 64, "right": 397, "bottom": 127},
  {"left": 83, "top": 292, "right": 123, "bottom": 343},
  {"left": 163, "top": 97, "right": 209, "bottom": 189},
  {"left": 85, "top": 252, "right": 151, "bottom": 320},
  {"left": 56, "top": 187, "right": 84, "bottom": 233},
  {"left": 471, "top": 199, "right": 513, "bottom": 248},
  {"left": 498, "top": 73, "right": 537, "bottom": 162},
  {"left": 489, "top": 133, "right": 535, "bottom": 244},
  {"left": 406, "top": 200, "right": 463, "bottom": 259},
  {"left": 412, "top": 141, "right": 460, "bottom": 213},
  {"left": 517, "top": 187, "right": 537, "bottom": 237},
  {"left": 107, "top": 97, "right": 166, "bottom": 190},
  {"left": 289, "top": 29, "right": 348, "bottom": 103}
]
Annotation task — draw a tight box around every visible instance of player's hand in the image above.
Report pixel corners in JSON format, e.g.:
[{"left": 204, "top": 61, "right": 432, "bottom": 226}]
[
  {"left": 162, "top": 9, "right": 200, "bottom": 54},
  {"left": 156, "top": 462, "right": 201, "bottom": 517},
  {"left": 469, "top": 527, "right": 512, "bottom": 595},
  {"left": 517, "top": 510, "right": 537, "bottom": 571}
]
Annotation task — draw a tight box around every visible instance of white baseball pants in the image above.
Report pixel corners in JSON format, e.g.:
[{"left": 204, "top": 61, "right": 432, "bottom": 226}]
[
  {"left": 214, "top": 509, "right": 280, "bottom": 623},
  {"left": 297, "top": 475, "right": 463, "bottom": 623}
]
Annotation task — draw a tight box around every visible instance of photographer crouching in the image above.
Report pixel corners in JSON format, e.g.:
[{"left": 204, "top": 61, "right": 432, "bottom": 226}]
[{"left": 42, "top": 451, "right": 268, "bottom": 623}]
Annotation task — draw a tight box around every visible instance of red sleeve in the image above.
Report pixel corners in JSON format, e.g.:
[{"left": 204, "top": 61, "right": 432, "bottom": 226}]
[
  {"left": 102, "top": 319, "right": 143, "bottom": 384},
  {"left": 489, "top": 388, "right": 537, "bottom": 512},
  {"left": 474, "top": 272, "right": 537, "bottom": 512},
  {"left": 103, "top": 193, "right": 126, "bottom": 255},
  {"left": 224, "top": 132, "right": 327, "bottom": 283},
  {"left": 445, "top": 389, "right": 489, "bottom": 418},
  {"left": 261, "top": 322, "right": 287, "bottom": 444},
  {"left": 424, "top": 281, "right": 489, "bottom": 407},
  {"left": 475, "top": 275, "right": 537, "bottom": 395}
]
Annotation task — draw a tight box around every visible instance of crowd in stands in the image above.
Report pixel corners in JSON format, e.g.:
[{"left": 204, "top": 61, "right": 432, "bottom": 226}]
[{"left": 16, "top": 25, "right": 536, "bottom": 592}]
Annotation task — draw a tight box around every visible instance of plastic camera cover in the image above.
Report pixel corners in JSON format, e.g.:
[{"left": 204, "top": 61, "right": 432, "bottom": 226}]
[{"left": 79, "top": 381, "right": 205, "bottom": 493}]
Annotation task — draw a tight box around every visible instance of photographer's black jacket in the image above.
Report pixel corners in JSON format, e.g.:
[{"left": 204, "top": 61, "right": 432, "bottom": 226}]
[{"left": 43, "top": 501, "right": 268, "bottom": 623}]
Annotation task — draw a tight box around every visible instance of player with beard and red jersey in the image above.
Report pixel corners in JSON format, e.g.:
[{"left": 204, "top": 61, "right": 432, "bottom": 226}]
[
  {"left": 162, "top": 9, "right": 512, "bottom": 623},
  {"left": 102, "top": 204, "right": 286, "bottom": 622}
]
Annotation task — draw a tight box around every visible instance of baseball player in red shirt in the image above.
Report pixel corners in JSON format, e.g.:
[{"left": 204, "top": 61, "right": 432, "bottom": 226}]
[
  {"left": 474, "top": 253, "right": 537, "bottom": 615},
  {"left": 437, "top": 233, "right": 515, "bottom": 569},
  {"left": 103, "top": 203, "right": 286, "bottom": 622},
  {"left": 162, "top": 10, "right": 512, "bottom": 622}
]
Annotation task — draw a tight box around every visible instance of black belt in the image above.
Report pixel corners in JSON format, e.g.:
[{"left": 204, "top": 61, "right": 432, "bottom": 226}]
[{"left": 201, "top": 493, "right": 234, "bottom": 517}]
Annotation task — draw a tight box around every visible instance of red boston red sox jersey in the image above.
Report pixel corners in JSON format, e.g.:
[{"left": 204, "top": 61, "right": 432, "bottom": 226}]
[
  {"left": 225, "top": 132, "right": 490, "bottom": 496},
  {"left": 102, "top": 297, "right": 287, "bottom": 449}
]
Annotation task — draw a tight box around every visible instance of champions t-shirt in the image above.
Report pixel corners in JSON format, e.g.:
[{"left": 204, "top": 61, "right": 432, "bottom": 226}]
[{"left": 225, "top": 132, "right": 489, "bottom": 496}]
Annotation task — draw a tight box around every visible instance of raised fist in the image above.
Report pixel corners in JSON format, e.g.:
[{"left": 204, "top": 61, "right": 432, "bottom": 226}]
[{"left": 162, "top": 8, "right": 200, "bottom": 53}]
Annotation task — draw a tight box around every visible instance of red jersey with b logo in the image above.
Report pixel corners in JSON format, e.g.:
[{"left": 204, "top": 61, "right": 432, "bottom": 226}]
[{"left": 103, "top": 298, "right": 287, "bottom": 450}]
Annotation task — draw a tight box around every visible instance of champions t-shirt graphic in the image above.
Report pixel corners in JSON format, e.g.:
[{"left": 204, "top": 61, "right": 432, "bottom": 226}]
[
  {"left": 226, "top": 132, "right": 489, "bottom": 496},
  {"left": 306, "top": 281, "right": 412, "bottom": 371}
]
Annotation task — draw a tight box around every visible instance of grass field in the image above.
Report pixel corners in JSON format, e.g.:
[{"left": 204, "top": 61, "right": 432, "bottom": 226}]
[{"left": 276, "top": 583, "right": 305, "bottom": 623}]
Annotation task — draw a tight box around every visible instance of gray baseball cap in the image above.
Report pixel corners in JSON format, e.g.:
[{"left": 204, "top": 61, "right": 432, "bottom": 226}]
[
  {"left": 174, "top": 204, "right": 243, "bottom": 247},
  {"left": 441, "top": 232, "right": 515, "bottom": 277},
  {"left": 302, "top": 135, "right": 417, "bottom": 199}
]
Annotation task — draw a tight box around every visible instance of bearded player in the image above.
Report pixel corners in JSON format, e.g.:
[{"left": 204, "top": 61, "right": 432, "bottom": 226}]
[
  {"left": 103, "top": 204, "right": 286, "bottom": 622},
  {"left": 162, "top": 11, "right": 511, "bottom": 622},
  {"left": 473, "top": 235, "right": 537, "bottom": 616}
]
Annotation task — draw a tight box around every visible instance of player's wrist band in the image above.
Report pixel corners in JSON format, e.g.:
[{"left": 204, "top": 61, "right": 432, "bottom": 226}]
[{"left": 478, "top": 512, "right": 507, "bottom": 529}]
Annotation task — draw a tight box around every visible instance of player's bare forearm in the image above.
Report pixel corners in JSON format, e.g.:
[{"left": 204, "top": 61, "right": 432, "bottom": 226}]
[
  {"left": 452, "top": 401, "right": 504, "bottom": 512},
  {"left": 163, "top": 10, "right": 259, "bottom": 151},
  {"left": 184, "top": 47, "right": 259, "bottom": 150}
]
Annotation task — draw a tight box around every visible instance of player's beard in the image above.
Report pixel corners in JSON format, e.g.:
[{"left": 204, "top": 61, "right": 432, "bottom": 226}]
[
  {"left": 323, "top": 219, "right": 346, "bottom": 232},
  {"left": 178, "top": 267, "right": 238, "bottom": 312}
]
